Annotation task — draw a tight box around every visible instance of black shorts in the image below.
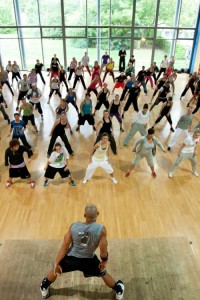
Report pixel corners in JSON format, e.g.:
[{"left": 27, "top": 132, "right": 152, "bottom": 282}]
[
  {"left": 44, "top": 165, "right": 71, "bottom": 179},
  {"left": 22, "top": 114, "right": 35, "bottom": 126},
  {"left": 9, "top": 166, "right": 31, "bottom": 179},
  {"left": 18, "top": 91, "right": 27, "bottom": 101},
  {"left": 60, "top": 255, "right": 106, "bottom": 277}
]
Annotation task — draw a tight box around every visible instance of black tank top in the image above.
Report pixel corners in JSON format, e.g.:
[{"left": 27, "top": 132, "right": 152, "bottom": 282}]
[
  {"left": 100, "top": 117, "right": 112, "bottom": 134},
  {"left": 159, "top": 86, "right": 170, "bottom": 98},
  {"left": 53, "top": 119, "right": 67, "bottom": 136},
  {"left": 98, "top": 89, "right": 108, "bottom": 101},
  {"left": 59, "top": 70, "right": 66, "bottom": 80},
  {"left": 161, "top": 102, "right": 172, "bottom": 115},
  {"left": 157, "top": 79, "right": 166, "bottom": 89},
  {"left": 110, "top": 101, "right": 120, "bottom": 114}
]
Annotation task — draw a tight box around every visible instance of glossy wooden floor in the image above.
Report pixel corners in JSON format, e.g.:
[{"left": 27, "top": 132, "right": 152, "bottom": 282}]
[{"left": 0, "top": 71, "right": 200, "bottom": 263}]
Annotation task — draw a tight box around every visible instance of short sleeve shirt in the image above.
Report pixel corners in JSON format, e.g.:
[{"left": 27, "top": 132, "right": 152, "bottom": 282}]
[{"left": 49, "top": 148, "right": 69, "bottom": 168}]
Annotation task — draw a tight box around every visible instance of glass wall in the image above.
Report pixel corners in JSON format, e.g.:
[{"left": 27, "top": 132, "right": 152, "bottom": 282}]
[{"left": 0, "top": 0, "right": 198, "bottom": 71}]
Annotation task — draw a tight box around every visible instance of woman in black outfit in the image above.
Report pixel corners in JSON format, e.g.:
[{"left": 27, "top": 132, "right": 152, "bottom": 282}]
[
  {"left": 151, "top": 96, "right": 174, "bottom": 132},
  {"left": 47, "top": 112, "right": 74, "bottom": 157},
  {"left": 59, "top": 66, "right": 69, "bottom": 92},
  {"left": 95, "top": 110, "right": 117, "bottom": 154},
  {"left": 93, "top": 83, "right": 110, "bottom": 115},
  {"left": 35, "top": 59, "right": 46, "bottom": 84}
]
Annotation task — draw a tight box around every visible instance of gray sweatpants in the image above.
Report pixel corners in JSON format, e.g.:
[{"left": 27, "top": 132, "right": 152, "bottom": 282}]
[
  {"left": 132, "top": 152, "right": 154, "bottom": 167},
  {"left": 170, "top": 153, "right": 197, "bottom": 174},
  {"left": 124, "top": 123, "right": 147, "bottom": 145}
]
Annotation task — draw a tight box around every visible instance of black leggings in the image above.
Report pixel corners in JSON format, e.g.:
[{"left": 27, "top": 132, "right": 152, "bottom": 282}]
[
  {"left": 67, "top": 100, "right": 79, "bottom": 113},
  {"left": 36, "top": 71, "right": 46, "bottom": 84},
  {"left": 95, "top": 133, "right": 117, "bottom": 154},
  {"left": 78, "top": 114, "right": 94, "bottom": 126},
  {"left": 1, "top": 80, "right": 14, "bottom": 95},
  {"left": 49, "top": 89, "right": 61, "bottom": 99},
  {"left": 12, "top": 72, "right": 21, "bottom": 82},
  {"left": 47, "top": 133, "right": 73, "bottom": 156},
  {"left": 60, "top": 78, "right": 69, "bottom": 92},
  {"left": 87, "top": 88, "right": 98, "bottom": 97},
  {"left": 155, "top": 113, "right": 172, "bottom": 125},
  {"left": 68, "top": 69, "right": 75, "bottom": 81},
  {"left": 29, "top": 101, "right": 43, "bottom": 115},
  {"left": 192, "top": 95, "right": 200, "bottom": 114},
  {"left": 95, "top": 99, "right": 109, "bottom": 111},
  {"left": 124, "top": 97, "right": 139, "bottom": 112},
  {"left": 156, "top": 68, "right": 166, "bottom": 80},
  {"left": 103, "top": 70, "right": 115, "bottom": 82},
  {"left": 12, "top": 135, "right": 31, "bottom": 149},
  {"left": 120, "top": 86, "right": 130, "bottom": 101},
  {"left": 73, "top": 75, "right": 86, "bottom": 89},
  {"left": 181, "top": 85, "right": 195, "bottom": 97}
]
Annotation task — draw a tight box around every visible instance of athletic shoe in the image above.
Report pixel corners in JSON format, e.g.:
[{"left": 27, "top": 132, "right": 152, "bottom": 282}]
[
  {"left": 6, "top": 181, "right": 12, "bottom": 188},
  {"left": 16, "top": 106, "right": 19, "bottom": 111},
  {"left": 36, "top": 130, "right": 39, "bottom": 135},
  {"left": 151, "top": 172, "right": 157, "bottom": 178},
  {"left": 193, "top": 171, "right": 199, "bottom": 177},
  {"left": 44, "top": 181, "right": 49, "bottom": 187},
  {"left": 167, "top": 147, "right": 171, "bottom": 151},
  {"left": 125, "top": 172, "right": 130, "bottom": 178},
  {"left": 7, "top": 119, "right": 11, "bottom": 124},
  {"left": 70, "top": 152, "right": 74, "bottom": 156},
  {"left": 71, "top": 180, "right": 76, "bottom": 187},
  {"left": 30, "top": 181, "right": 35, "bottom": 188},
  {"left": 76, "top": 126, "right": 80, "bottom": 131},
  {"left": 120, "top": 128, "right": 124, "bottom": 132},
  {"left": 93, "top": 126, "right": 96, "bottom": 131},
  {"left": 70, "top": 130, "right": 73, "bottom": 135},
  {"left": 170, "top": 127, "right": 174, "bottom": 132},
  {"left": 40, "top": 286, "right": 50, "bottom": 299},
  {"left": 83, "top": 178, "right": 87, "bottom": 184},
  {"left": 168, "top": 172, "right": 173, "bottom": 178},
  {"left": 41, "top": 114, "right": 44, "bottom": 121},
  {"left": 111, "top": 177, "right": 117, "bottom": 184},
  {"left": 116, "top": 280, "right": 125, "bottom": 300}
]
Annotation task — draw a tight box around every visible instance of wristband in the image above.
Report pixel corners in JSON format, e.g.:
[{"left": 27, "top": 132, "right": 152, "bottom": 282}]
[{"left": 101, "top": 253, "right": 108, "bottom": 262}]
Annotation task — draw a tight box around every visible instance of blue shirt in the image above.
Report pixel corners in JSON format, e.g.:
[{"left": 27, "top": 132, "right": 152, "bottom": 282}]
[
  {"left": 11, "top": 120, "right": 25, "bottom": 136},
  {"left": 102, "top": 55, "right": 110, "bottom": 64}
]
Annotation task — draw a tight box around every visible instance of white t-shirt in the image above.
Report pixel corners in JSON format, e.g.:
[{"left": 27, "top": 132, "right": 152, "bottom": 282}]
[
  {"left": 49, "top": 148, "right": 69, "bottom": 168},
  {"left": 27, "top": 88, "right": 42, "bottom": 104},
  {"left": 181, "top": 135, "right": 199, "bottom": 154},
  {"left": 160, "top": 59, "right": 168, "bottom": 68},
  {"left": 81, "top": 55, "right": 89, "bottom": 66},
  {"left": 133, "top": 110, "right": 150, "bottom": 125}
]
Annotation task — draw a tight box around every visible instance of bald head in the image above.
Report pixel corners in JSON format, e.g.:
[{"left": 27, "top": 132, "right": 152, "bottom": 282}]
[{"left": 84, "top": 204, "right": 99, "bottom": 220}]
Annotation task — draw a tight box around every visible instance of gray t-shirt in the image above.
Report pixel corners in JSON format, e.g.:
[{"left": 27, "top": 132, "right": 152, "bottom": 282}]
[
  {"left": 177, "top": 114, "right": 193, "bottom": 130},
  {"left": 68, "top": 222, "right": 103, "bottom": 258}
]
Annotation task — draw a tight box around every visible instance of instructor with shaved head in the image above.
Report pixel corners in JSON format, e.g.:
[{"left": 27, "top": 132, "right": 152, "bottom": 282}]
[{"left": 40, "top": 204, "right": 124, "bottom": 299}]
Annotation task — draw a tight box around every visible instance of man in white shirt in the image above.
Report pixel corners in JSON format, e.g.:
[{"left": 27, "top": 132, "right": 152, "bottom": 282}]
[
  {"left": 81, "top": 52, "right": 91, "bottom": 76},
  {"left": 124, "top": 103, "right": 150, "bottom": 146},
  {"left": 156, "top": 55, "right": 169, "bottom": 80},
  {"left": 16, "top": 74, "right": 29, "bottom": 110},
  {"left": 168, "top": 128, "right": 200, "bottom": 178}
]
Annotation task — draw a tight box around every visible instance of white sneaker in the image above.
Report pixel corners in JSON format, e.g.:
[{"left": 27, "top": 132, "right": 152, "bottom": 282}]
[
  {"left": 168, "top": 172, "right": 173, "bottom": 178},
  {"left": 116, "top": 280, "right": 125, "bottom": 300},
  {"left": 111, "top": 177, "right": 117, "bottom": 184},
  {"left": 193, "top": 171, "right": 199, "bottom": 177},
  {"left": 83, "top": 178, "right": 87, "bottom": 184},
  {"left": 40, "top": 286, "right": 50, "bottom": 299}
]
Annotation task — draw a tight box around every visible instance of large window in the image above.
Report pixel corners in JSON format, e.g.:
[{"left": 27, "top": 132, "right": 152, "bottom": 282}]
[{"left": 0, "top": 0, "right": 199, "bottom": 71}]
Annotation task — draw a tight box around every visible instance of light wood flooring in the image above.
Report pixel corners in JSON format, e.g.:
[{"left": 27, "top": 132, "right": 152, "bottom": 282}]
[{"left": 0, "top": 71, "right": 200, "bottom": 267}]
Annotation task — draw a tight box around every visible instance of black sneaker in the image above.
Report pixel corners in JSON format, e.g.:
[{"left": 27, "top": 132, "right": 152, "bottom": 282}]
[
  {"left": 29, "top": 149, "right": 33, "bottom": 156},
  {"left": 16, "top": 106, "right": 19, "bottom": 111},
  {"left": 170, "top": 127, "right": 174, "bottom": 132},
  {"left": 122, "top": 113, "right": 124, "bottom": 119},
  {"left": 116, "top": 280, "right": 125, "bottom": 300},
  {"left": 167, "top": 147, "right": 171, "bottom": 151},
  {"left": 7, "top": 119, "right": 11, "bottom": 124}
]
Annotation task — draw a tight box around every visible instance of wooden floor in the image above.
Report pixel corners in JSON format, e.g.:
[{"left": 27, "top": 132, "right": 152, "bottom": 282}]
[
  {"left": 1, "top": 237, "right": 200, "bottom": 300},
  {"left": 0, "top": 71, "right": 200, "bottom": 295}
]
